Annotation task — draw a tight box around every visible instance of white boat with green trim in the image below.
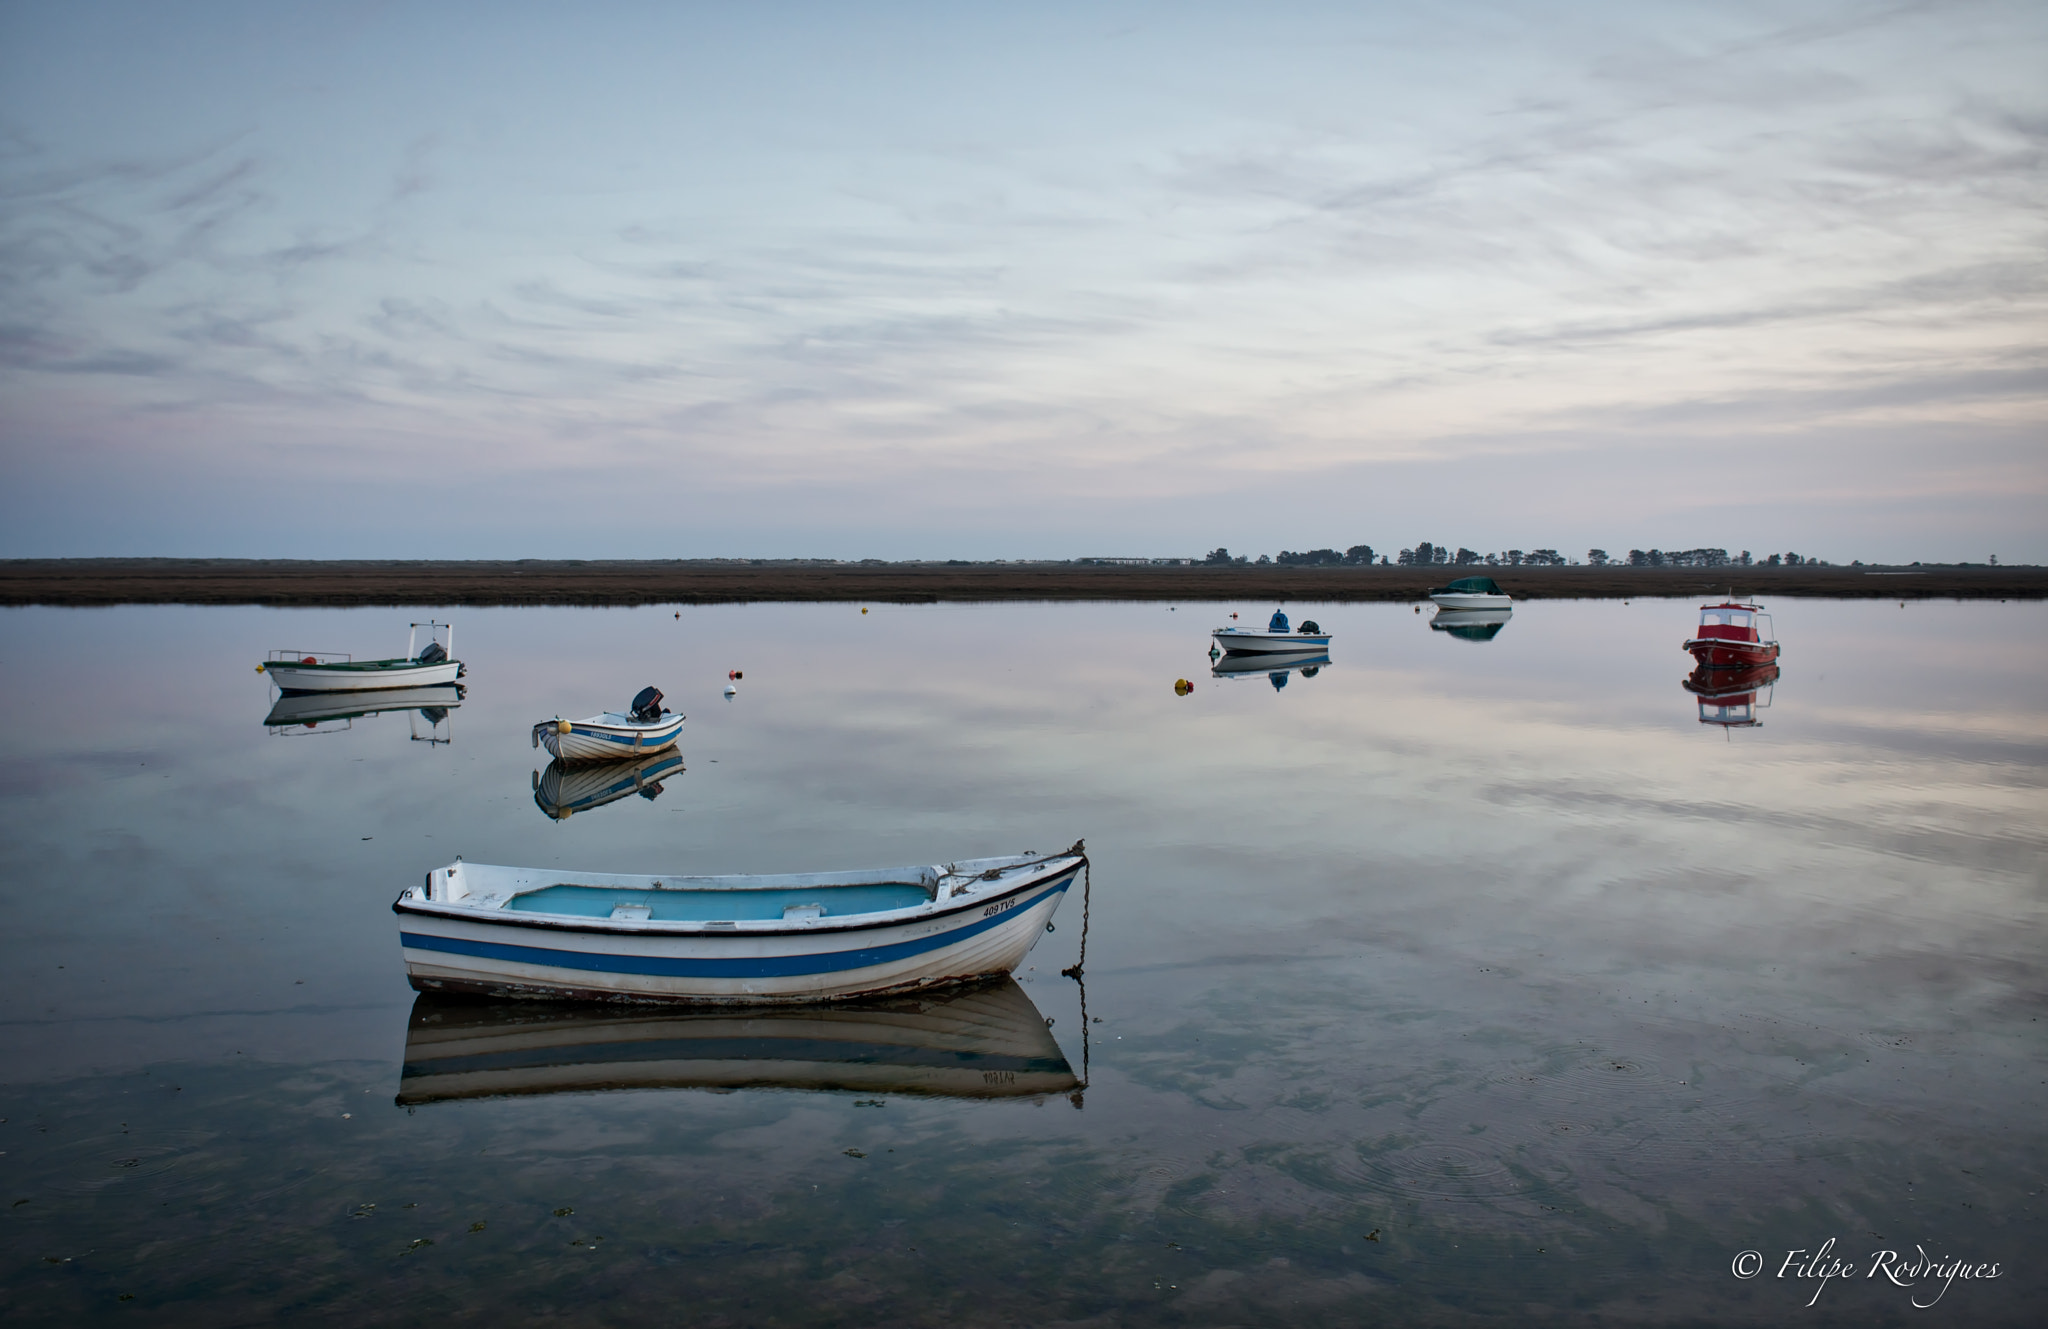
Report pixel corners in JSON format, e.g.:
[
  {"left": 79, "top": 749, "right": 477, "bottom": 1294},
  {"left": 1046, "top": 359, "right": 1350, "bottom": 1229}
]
[
  {"left": 259, "top": 621, "right": 464, "bottom": 693},
  {"left": 394, "top": 844, "right": 1087, "bottom": 1004},
  {"left": 1427, "top": 576, "right": 1512, "bottom": 610}
]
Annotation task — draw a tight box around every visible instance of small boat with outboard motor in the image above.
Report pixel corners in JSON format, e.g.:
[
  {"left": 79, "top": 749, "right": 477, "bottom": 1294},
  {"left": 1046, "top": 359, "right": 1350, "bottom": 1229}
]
[
  {"left": 532, "top": 687, "right": 684, "bottom": 764},
  {"left": 533, "top": 751, "right": 684, "bottom": 821},
  {"left": 1212, "top": 609, "right": 1332, "bottom": 655},
  {"left": 1683, "top": 600, "right": 1780, "bottom": 668},
  {"left": 1427, "top": 576, "right": 1512, "bottom": 610},
  {"left": 394, "top": 978, "right": 1078, "bottom": 1105},
  {"left": 258, "top": 621, "right": 463, "bottom": 693},
  {"left": 394, "top": 842, "right": 1087, "bottom": 1004}
]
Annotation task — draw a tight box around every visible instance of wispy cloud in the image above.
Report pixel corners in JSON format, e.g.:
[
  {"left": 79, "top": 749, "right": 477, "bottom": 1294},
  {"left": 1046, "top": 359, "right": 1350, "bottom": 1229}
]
[{"left": 0, "top": 1, "right": 2042, "bottom": 558}]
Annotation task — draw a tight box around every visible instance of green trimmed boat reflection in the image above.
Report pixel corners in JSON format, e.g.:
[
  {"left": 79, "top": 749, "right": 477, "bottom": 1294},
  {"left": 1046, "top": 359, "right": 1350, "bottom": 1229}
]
[
  {"left": 395, "top": 977, "right": 1078, "bottom": 1104},
  {"left": 1430, "top": 607, "right": 1513, "bottom": 642},
  {"left": 533, "top": 751, "right": 683, "bottom": 821},
  {"left": 264, "top": 684, "right": 464, "bottom": 741}
]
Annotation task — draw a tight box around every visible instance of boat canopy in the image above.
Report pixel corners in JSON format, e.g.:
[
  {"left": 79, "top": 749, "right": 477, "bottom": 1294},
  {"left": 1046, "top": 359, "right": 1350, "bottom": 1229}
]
[{"left": 1434, "top": 576, "right": 1503, "bottom": 594}]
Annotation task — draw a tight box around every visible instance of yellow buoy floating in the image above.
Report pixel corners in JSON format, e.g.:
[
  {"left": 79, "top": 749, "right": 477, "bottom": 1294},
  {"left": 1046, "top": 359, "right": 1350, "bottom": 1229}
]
[
  {"left": 861, "top": 607, "right": 868, "bottom": 614},
  {"left": 557, "top": 719, "right": 573, "bottom": 734},
  {"left": 255, "top": 663, "right": 265, "bottom": 673},
  {"left": 1173, "top": 678, "right": 1193, "bottom": 696}
]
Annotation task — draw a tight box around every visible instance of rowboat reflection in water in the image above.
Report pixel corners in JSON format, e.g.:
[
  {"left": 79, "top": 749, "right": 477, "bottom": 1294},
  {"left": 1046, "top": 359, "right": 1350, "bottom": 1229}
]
[
  {"left": 263, "top": 684, "right": 465, "bottom": 743},
  {"left": 1430, "top": 607, "right": 1513, "bottom": 642},
  {"left": 1212, "top": 647, "right": 1330, "bottom": 692},
  {"left": 396, "top": 977, "right": 1079, "bottom": 1105},
  {"left": 533, "top": 752, "right": 683, "bottom": 821},
  {"left": 1683, "top": 662, "right": 1779, "bottom": 730}
]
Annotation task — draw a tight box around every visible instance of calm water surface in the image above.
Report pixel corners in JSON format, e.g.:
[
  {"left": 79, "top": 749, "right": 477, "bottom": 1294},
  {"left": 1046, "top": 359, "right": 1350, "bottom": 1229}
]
[{"left": 1, "top": 599, "right": 2042, "bottom": 1326}]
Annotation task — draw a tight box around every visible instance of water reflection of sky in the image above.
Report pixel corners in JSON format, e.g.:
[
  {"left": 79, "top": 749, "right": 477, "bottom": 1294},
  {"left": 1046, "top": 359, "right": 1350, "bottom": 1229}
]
[{"left": 1, "top": 600, "right": 2042, "bottom": 1323}]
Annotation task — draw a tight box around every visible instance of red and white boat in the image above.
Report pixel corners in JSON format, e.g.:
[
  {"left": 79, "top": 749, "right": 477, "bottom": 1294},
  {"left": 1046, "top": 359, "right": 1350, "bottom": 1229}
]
[{"left": 1683, "top": 600, "right": 1779, "bottom": 668}]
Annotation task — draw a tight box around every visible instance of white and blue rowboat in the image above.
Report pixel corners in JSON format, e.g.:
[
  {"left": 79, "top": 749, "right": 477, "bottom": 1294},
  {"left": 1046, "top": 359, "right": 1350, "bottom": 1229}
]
[
  {"left": 532, "top": 710, "right": 685, "bottom": 764},
  {"left": 534, "top": 751, "right": 684, "bottom": 821},
  {"left": 1211, "top": 626, "right": 1333, "bottom": 655},
  {"left": 395, "top": 978, "right": 1077, "bottom": 1104},
  {"left": 394, "top": 844, "right": 1087, "bottom": 1004},
  {"left": 259, "top": 621, "right": 463, "bottom": 693}
]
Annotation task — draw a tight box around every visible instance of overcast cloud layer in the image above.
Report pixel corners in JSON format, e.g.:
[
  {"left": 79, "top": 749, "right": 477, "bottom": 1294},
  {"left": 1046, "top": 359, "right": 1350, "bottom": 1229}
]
[{"left": 2, "top": 1, "right": 2042, "bottom": 561}]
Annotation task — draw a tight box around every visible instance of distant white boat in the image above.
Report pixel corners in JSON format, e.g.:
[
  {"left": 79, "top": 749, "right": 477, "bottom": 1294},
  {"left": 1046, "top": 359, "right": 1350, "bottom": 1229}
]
[
  {"left": 260, "top": 621, "right": 464, "bottom": 693},
  {"left": 394, "top": 845, "right": 1086, "bottom": 1004},
  {"left": 395, "top": 978, "right": 1078, "bottom": 1104},
  {"left": 532, "top": 687, "right": 684, "bottom": 764},
  {"left": 1427, "top": 576, "right": 1512, "bottom": 610}
]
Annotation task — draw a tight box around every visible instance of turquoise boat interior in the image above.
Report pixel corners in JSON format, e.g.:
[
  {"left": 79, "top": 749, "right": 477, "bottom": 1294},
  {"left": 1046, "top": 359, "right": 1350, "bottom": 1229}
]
[{"left": 504, "top": 882, "right": 933, "bottom": 921}]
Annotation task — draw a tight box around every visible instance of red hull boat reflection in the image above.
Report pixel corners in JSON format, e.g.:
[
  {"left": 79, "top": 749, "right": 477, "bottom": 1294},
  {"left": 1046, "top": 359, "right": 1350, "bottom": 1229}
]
[
  {"left": 1683, "top": 600, "right": 1780, "bottom": 668},
  {"left": 1683, "top": 662, "right": 1779, "bottom": 728}
]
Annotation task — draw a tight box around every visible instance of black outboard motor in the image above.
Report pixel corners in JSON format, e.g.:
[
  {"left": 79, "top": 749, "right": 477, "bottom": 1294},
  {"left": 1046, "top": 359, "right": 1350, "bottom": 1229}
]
[
  {"left": 629, "top": 686, "right": 665, "bottom": 721},
  {"left": 417, "top": 640, "right": 448, "bottom": 664}
]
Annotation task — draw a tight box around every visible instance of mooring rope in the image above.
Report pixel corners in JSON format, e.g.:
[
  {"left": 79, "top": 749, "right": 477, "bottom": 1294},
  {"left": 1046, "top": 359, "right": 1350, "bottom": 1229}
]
[
  {"left": 1061, "top": 853, "right": 1091, "bottom": 1105},
  {"left": 1060, "top": 855, "right": 1089, "bottom": 981}
]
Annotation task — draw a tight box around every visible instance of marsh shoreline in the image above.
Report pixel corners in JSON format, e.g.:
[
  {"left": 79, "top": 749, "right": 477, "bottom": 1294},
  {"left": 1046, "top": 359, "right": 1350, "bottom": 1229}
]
[{"left": 2, "top": 559, "right": 2038, "bottom": 607}]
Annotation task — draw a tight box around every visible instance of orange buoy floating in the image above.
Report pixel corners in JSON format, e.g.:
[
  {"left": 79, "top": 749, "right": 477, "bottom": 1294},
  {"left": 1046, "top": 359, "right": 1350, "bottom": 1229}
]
[
  {"left": 861, "top": 607, "right": 868, "bottom": 614},
  {"left": 1173, "top": 678, "right": 1193, "bottom": 696},
  {"left": 728, "top": 669, "right": 743, "bottom": 680}
]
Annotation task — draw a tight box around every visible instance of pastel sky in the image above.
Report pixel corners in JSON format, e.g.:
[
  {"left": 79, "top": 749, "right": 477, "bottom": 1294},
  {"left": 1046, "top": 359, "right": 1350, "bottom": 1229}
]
[{"left": 2, "top": 1, "right": 2042, "bottom": 561}]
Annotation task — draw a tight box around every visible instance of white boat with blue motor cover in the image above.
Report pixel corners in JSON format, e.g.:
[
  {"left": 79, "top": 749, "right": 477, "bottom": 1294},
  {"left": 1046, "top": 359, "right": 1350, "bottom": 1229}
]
[
  {"left": 258, "top": 621, "right": 464, "bottom": 693},
  {"left": 393, "top": 843, "right": 1087, "bottom": 1004},
  {"left": 532, "top": 687, "right": 685, "bottom": 764},
  {"left": 1212, "top": 609, "right": 1332, "bottom": 655}
]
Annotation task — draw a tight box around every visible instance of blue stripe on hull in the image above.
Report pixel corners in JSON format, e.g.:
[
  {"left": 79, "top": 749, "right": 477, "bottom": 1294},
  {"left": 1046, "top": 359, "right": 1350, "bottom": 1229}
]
[{"left": 402, "top": 877, "right": 1070, "bottom": 979}]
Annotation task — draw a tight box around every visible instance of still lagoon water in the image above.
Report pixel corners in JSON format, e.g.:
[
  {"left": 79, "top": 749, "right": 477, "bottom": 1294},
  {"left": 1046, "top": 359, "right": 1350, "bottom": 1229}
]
[{"left": 1, "top": 599, "right": 2042, "bottom": 1325}]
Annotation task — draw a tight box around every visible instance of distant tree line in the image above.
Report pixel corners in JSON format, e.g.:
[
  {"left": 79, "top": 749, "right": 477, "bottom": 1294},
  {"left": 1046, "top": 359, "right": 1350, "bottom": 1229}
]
[{"left": 1203, "top": 544, "right": 1832, "bottom": 568}]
